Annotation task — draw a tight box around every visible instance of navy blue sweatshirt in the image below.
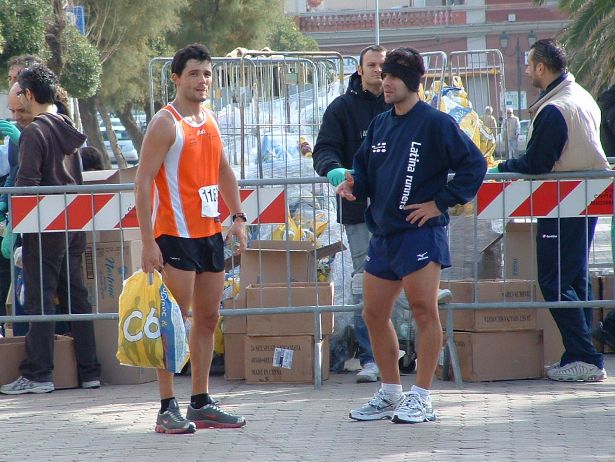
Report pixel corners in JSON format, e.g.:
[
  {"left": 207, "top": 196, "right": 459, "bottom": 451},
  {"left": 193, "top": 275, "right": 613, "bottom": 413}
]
[
  {"left": 313, "top": 72, "right": 389, "bottom": 224},
  {"left": 352, "top": 101, "right": 487, "bottom": 236}
]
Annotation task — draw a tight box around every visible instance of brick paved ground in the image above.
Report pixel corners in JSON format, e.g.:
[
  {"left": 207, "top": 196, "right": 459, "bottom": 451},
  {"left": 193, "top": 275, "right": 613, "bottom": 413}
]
[{"left": 2, "top": 356, "right": 615, "bottom": 462}]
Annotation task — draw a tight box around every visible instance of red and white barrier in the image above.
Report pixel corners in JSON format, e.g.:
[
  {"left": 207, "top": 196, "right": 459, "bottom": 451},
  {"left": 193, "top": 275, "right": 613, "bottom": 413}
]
[
  {"left": 476, "top": 179, "right": 613, "bottom": 219},
  {"left": 11, "top": 187, "right": 286, "bottom": 233}
]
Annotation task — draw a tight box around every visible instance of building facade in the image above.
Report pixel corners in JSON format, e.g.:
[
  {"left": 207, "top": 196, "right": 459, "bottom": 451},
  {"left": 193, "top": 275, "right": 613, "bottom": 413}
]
[{"left": 288, "top": 0, "right": 570, "bottom": 119}]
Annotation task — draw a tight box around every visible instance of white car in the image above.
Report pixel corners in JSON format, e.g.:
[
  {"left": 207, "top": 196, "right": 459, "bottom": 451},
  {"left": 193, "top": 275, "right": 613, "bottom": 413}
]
[{"left": 100, "top": 125, "right": 139, "bottom": 164}]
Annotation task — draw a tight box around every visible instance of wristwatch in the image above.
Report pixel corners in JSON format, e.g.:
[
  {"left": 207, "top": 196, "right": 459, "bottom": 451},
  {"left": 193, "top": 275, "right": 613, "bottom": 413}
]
[{"left": 231, "top": 212, "right": 247, "bottom": 222}]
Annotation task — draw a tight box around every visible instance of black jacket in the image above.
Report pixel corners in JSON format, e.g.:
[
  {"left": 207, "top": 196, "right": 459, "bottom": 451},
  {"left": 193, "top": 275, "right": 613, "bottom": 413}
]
[
  {"left": 598, "top": 85, "right": 615, "bottom": 157},
  {"left": 312, "top": 72, "right": 389, "bottom": 224}
]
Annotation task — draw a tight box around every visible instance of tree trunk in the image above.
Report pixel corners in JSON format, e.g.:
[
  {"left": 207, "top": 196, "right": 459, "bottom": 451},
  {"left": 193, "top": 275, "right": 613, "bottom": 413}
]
[
  {"left": 97, "top": 97, "right": 128, "bottom": 169},
  {"left": 78, "top": 97, "right": 112, "bottom": 169},
  {"left": 45, "top": 0, "right": 67, "bottom": 76},
  {"left": 117, "top": 103, "right": 144, "bottom": 153}
]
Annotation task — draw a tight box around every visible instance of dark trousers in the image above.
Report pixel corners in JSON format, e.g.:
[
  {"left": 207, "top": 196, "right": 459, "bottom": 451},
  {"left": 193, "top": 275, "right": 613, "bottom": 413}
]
[
  {"left": 537, "top": 217, "right": 603, "bottom": 369},
  {"left": 19, "top": 232, "right": 100, "bottom": 383},
  {"left": 0, "top": 238, "right": 9, "bottom": 337}
]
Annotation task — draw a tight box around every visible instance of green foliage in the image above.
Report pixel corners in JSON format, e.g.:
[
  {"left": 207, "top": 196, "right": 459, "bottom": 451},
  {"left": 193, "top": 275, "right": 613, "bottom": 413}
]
[
  {"left": 169, "top": 0, "right": 282, "bottom": 55},
  {"left": 82, "top": 0, "right": 187, "bottom": 107},
  {"left": 266, "top": 17, "right": 319, "bottom": 52},
  {"left": 0, "top": 0, "right": 51, "bottom": 86},
  {"left": 60, "top": 25, "right": 102, "bottom": 98}
]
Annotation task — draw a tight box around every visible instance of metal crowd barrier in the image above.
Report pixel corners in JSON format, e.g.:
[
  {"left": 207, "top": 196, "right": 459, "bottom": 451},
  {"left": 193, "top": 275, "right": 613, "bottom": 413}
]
[{"left": 1, "top": 170, "right": 614, "bottom": 389}]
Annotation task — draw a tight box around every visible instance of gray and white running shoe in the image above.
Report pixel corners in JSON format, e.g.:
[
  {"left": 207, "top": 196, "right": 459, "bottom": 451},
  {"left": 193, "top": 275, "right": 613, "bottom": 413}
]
[
  {"left": 186, "top": 402, "right": 246, "bottom": 429},
  {"left": 392, "top": 392, "right": 436, "bottom": 424},
  {"left": 155, "top": 398, "right": 196, "bottom": 434},
  {"left": 546, "top": 361, "right": 607, "bottom": 382},
  {"left": 0, "top": 376, "right": 54, "bottom": 395},
  {"left": 349, "top": 389, "right": 404, "bottom": 421}
]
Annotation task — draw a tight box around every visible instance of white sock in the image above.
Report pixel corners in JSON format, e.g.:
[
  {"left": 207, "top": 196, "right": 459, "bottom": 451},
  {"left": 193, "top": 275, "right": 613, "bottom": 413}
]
[
  {"left": 411, "top": 384, "right": 430, "bottom": 399},
  {"left": 381, "top": 383, "right": 403, "bottom": 399}
]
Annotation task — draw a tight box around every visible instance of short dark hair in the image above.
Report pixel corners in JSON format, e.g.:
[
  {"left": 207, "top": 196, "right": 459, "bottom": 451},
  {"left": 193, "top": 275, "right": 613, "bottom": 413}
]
[
  {"left": 17, "top": 64, "right": 58, "bottom": 105},
  {"left": 171, "top": 43, "right": 212, "bottom": 76},
  {"left": 7, "top": 54, "right": 42, "bottom": 70},
  {"left": 530, "top": 39, "right": 567, "bottom": 74},
  {"left": 80, "top": 146, "right": 105, "bottom": 171},
  {"left": 359, "top": 45, "right": 386, "bottom": 67}
]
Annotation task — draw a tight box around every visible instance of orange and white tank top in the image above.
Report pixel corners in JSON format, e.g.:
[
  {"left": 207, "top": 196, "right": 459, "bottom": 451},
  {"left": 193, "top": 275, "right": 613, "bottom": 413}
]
[{"left": 152, "top": 104, "right": 223, "bottom": 238}]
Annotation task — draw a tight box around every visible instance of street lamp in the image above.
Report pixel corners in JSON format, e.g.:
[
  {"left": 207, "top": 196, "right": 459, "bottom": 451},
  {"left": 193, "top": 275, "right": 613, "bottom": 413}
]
[{"left": 500, "top": 30, "right": 537, "bottom": 118}]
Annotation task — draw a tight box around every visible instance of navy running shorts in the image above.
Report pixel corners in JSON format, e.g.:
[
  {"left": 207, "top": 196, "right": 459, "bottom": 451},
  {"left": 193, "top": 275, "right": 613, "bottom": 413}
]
[
  {"left": 365, "top": 226, "right": 451, "bottom": 281},
  {"left": 156, "top": 233, "right": 224, "bottom": 273}
]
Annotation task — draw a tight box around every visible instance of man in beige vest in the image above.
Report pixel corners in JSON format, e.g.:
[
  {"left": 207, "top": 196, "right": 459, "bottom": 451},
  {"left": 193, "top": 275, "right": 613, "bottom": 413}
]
[{"left": 491, "top": 39, "right": 609, "bottom": 383}]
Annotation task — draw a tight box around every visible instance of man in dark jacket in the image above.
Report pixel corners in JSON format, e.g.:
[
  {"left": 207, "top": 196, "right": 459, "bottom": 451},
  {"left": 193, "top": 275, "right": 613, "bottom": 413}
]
[
  {"left": 0, "top": 65, "right": 101, "bottom": 394},
  {"left": 313, "top": 45, "right": 388, "bottom": 383}
]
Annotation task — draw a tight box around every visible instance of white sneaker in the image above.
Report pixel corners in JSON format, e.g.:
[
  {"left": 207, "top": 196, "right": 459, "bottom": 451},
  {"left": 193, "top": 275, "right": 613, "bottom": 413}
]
[
  {"left": 546, "top": 361, "right": 607, "bottom": 382},
  {"left": 0, "top": 376, "right": 55, "bottom": 395},
  {"left": 356, "top": 362, "right": 380, "bottom": 383},
  {"left": 349, "top": 389, "right": 403, "bottom": 421},
  {"left": 81, "top": 380, "right": 101, "bottom": 389},
  {"left": 392, "top": 392, "right": 436, "bottom": 424}
]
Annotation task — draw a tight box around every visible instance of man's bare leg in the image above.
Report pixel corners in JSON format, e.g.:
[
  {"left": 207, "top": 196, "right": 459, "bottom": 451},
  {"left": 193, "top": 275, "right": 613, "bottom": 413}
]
[
  {"left": 190, "top": 270, "right": 225, "bottom": 395},
  {"left": 349, "top": 273, "right": 405, "bottom": 421},
  {"left": 402, "top": 261, "right": 442, "bottom": 389},
  {"left": 362, "top": 273, "right": 403, "bottom": 384},
  {"left": 392, "top": 261, "right": 442, "bottom": 424}
]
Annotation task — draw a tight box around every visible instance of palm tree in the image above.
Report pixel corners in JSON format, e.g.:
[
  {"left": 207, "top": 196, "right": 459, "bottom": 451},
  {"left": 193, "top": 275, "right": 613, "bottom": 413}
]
[{"left": 536, "top": 0, "right": 615, "bottom": 95}]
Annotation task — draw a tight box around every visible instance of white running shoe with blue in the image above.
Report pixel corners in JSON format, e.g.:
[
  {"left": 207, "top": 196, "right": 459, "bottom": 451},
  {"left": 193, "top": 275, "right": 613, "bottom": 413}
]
[{"left": 349, "top": 389, "right": 404, "bottom": 421}]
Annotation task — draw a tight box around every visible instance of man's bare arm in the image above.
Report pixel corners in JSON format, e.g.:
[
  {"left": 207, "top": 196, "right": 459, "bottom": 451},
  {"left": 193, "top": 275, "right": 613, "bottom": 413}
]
[{"left": 134, "top": 111, "right": 175, "bottom": 273}]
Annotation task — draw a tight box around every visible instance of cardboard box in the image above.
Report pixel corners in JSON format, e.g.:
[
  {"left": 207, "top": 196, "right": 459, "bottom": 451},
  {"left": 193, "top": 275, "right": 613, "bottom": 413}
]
[
  {"left": 437, "top": 330, "right": 543, "bottom": 382},
  {"left": 244, "top": 335, "right": 329, "bottom": 384},
  {"left": 245, "top": 282, "right": 334, "bottom": 336},
  {"left": 82, "top": 166, "right": 138, "bottom": 185},
  {"left": 94, "top": 319, "right": 157, "bottom": 385},
  {"left": 221, "top": 298, "right": 247, "bottom": 334},
  {"left": 83, "top": 240, "right": 142, "bottom": 313},
  {"left": 239, "top": 240, "right": 344, "bottom": 291},
  {"left": 503, "top": 221, "right": 537, "bottom": 280},
  {"left": 537, "top": 309, "right": 564, "bottom": 367},
  {"left": 439, "top": 280, "right": 536, "bottom": 331},
  {"left": 223, "top": 333, "right": 245, "bottom": 380},
  {"left": 0, "top": 335, "right": 79, "bottom": 389}
]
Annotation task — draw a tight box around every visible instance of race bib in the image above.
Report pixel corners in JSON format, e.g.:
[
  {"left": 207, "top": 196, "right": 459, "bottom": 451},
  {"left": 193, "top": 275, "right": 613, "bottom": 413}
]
[{"left": 199, "top": 185, "right": 220, "bottom": 218}]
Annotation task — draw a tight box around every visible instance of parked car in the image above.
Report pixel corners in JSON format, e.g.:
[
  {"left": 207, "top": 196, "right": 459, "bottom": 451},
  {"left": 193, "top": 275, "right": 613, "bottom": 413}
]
[{"left": 100, "top": 125, "right": 139, "bottom": 164}]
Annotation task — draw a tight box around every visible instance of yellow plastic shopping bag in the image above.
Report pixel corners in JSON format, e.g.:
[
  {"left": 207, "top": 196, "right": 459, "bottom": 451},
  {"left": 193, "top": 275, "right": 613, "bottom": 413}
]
[{"left": 116, "top": 270, "right": 190, "bottom": 373}]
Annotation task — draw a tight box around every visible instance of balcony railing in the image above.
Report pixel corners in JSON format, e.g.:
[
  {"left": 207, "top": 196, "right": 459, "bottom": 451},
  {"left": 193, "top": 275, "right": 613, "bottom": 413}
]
[{"left": 297, "top": 8, "right": 466, "bottom": 32}]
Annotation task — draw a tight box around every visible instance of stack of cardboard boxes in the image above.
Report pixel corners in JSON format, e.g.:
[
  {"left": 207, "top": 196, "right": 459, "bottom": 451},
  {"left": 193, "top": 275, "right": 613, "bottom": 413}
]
[
  {"left": 222, "top": 240, "right": 341, "bottom": 384},
  {"left": 437, "top": 279, "right": 543, "bottom": 382}
]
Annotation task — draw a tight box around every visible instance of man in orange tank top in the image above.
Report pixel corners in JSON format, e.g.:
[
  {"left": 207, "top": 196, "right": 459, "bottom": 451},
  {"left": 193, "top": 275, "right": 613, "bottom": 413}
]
[{"left": 135, "top": 43, "right": 247, "bottom": 434}]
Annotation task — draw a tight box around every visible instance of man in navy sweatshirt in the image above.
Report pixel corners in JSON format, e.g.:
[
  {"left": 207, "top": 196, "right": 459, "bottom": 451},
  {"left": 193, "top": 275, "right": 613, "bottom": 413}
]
[
  {"left": 338, "top": 47, "right": 486, "bottom": 423},
  {"left": 492, "top": 39, "right": 609, "bottom": 382}
]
